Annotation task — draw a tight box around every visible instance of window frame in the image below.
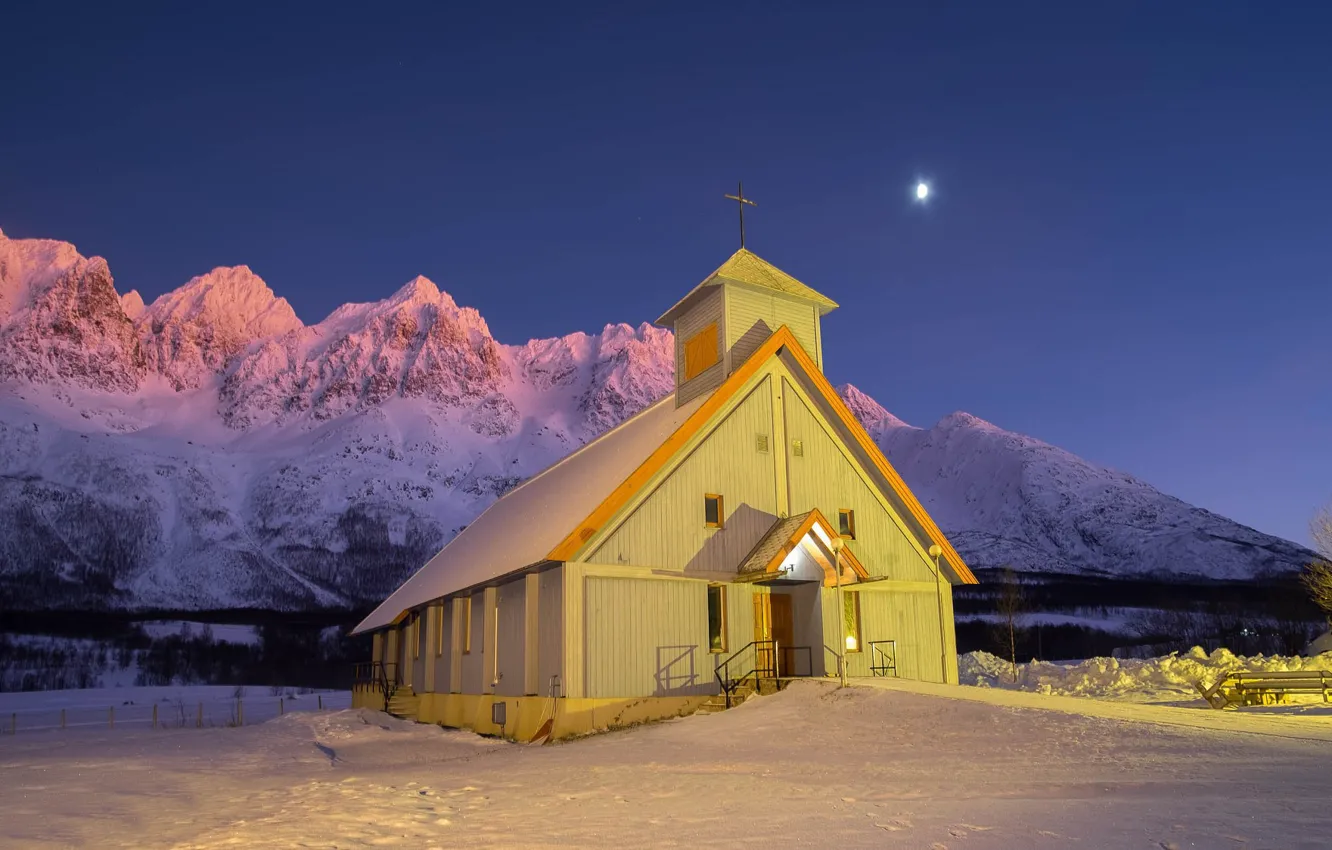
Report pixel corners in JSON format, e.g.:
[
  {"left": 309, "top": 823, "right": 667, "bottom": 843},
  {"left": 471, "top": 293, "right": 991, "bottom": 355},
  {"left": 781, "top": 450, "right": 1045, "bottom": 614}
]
[
  {"left": 462, "top": 595, "right": 473, "bottom": 654},
  {"left": 843, "top": 591, "right": 862, "bottom": 653},
  {"left": 704, "top": 493, "right": 725, "bottom": 529},
  {"left": 435, "top": 603, "right": 445, "bottom": 657},
  {"left": 683, "top": 323, "right": 719, "bottom": 381},
  {"left": 707, "top": 585, "right": 728, "bottom": 653},
  {"left": 838, "top": 508, "right": 856, "bottom": 540}
]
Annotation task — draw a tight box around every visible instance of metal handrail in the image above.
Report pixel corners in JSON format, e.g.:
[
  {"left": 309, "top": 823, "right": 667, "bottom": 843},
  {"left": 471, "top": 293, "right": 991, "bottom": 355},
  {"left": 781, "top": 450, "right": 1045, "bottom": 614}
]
[
  {"left": 868, "top": 640, "right": 898, "bottom": 678},
  {"left": 714, "top": 640, "right": 778, "bottom": 708},
  {"left": 823, "top": 644, "right": 843, "bottom": 678},
  {"left": 778, "top": 645, "right": 814, "bottom": 678}
]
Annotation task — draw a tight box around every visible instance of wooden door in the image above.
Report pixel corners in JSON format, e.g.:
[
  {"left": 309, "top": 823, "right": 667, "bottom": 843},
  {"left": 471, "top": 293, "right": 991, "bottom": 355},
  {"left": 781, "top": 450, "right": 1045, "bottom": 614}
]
[
  {"left": 770, "top": 594, "right": 794, "bottom": 676},
  {"left": 753, "top": 592, "right": 773, "bottom": 675}
]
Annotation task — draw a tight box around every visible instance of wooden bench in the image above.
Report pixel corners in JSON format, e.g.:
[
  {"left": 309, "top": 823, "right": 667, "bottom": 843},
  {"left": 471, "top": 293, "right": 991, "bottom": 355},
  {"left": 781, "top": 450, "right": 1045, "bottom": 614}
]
[{"left": 1196, "top": 670, "right": 1332, "bottom": 709}]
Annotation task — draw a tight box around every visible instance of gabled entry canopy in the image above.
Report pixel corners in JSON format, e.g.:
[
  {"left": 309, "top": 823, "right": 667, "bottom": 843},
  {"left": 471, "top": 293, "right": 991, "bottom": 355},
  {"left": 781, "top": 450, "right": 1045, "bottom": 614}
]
[{"left": 737, "top": 508, "right": 869, "bottom": 587}]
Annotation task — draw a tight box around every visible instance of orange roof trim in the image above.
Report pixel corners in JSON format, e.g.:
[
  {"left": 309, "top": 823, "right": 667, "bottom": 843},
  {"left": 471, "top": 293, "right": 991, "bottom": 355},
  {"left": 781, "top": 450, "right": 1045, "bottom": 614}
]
[
  {"left": 546, "top": 327, "right": 799, "bottom": 561},
  {"left": 780, "top": 340, "right": 979, "bottom": 585},
  {"left": 547, "top": 325, "right": 977, "bottom": 585}
]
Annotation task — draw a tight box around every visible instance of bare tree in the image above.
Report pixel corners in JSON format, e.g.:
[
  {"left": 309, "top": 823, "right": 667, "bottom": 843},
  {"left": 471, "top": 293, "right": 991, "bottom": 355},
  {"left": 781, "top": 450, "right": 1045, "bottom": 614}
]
[
  {"left": 1304, "top": 505, "right": 1332, "bottom": 626},
  {"left": 994, "top": 566, "right": 1025, "bottom": 684}
]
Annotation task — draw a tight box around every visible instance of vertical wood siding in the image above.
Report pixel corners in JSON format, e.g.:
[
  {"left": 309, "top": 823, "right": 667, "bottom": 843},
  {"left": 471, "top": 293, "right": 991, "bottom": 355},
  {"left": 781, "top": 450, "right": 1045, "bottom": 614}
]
[
  {"left": 434, "top": 602, "right": 452, "bottom": 693},
  {"left": 782, "top": 377, "right": 936, "bottom": 583},
  {"left": 584, "top": 576, "right": 715, "bottom": 698},
  {"left": 495, "top": 579, "right": 526, "bottom": 697},
  {"left": 423, "top": 604, "right": 439, "bottom": 693},
  {"left": 562, "top": 564, "right": 585, "bottom": 698},
  {"left": 821, "top": 587, "right": 951, "bottom": 684},
  {"left": 449, "top": 598, "right": 463, "bottom": 692},
  {"left": 539, "top": 566, "right": 564, "bottom": 696},
  {"left": 674, "top": 287, "right": 725, "bottom": 404},
  {"left": 726, "top": 287, "right": 819, "bottom": 370},
  {"left": 587, "top": 378, "right": 778, "bottom": 572},
  {"left": 461, "top": 595, "right": 485, "bottom": 693}
]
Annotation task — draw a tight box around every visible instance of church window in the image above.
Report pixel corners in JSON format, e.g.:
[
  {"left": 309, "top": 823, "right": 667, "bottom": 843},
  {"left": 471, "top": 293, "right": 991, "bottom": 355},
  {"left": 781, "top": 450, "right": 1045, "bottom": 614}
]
[
  {"left": 838, "top": 509, "right": 856, "bottom": 539},
  {"left": 843, "top": 592, "right": 861, "bottom": 653},
  {"left": 704, "top": 494, "right": 724, "bottom": 528},
  {"left": 435, "top": 604, "right": 445, "bottom": 657},
  {"left": 683, "top": 323, "right": 719, "bottom": 381},
  {"left": 707, "top": 585, "right": 727, "bottom": 653},
  {"left": 462, "top": 595, "right": 473, "bottom": 654}
]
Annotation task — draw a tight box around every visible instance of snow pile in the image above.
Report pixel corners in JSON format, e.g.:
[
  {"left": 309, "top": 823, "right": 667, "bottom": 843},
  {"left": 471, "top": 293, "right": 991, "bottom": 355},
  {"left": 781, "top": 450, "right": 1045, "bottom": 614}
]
[{"left": 959, "top": 647, "right": 1332, "bottom": 703}]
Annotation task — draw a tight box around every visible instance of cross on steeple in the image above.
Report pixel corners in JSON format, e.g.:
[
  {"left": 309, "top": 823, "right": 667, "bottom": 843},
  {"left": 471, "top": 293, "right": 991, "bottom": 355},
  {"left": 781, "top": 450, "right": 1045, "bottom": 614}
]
[{"left": 724, "top": 182, "right": 757, "bottom": 249}]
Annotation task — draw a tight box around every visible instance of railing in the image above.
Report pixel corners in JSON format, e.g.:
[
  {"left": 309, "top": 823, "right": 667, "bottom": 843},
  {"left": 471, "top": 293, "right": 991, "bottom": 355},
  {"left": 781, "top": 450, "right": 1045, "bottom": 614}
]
[
  {"left": 779, "top": 645, "right": 814, "bottom": 678},
  {"left": 868, "top": 640, "right": 898, "bottom": 677},
  {"left": 352, "top": 661, "right": 400, "bottom": 711},
  {"left": 0, "top": 689, "right": 351, "bottom": 737},
  {"left": 714, "top": 641, "right": 816, "bottom": 707},
  {"left": 352, "top": 661, "right": 399, "bottom": 689},
  {"left": 824, "top": 644, "right": 843, "bottom": 679},
  {"left": 714, "top": 640, "right": 777, "bottom": 708}
]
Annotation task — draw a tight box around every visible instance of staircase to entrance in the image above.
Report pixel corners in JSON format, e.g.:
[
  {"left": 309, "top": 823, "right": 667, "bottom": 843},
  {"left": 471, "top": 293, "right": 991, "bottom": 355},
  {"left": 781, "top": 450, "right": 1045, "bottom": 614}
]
[{"left": 701, "top": 639, "right": 812, "bottom": 714}]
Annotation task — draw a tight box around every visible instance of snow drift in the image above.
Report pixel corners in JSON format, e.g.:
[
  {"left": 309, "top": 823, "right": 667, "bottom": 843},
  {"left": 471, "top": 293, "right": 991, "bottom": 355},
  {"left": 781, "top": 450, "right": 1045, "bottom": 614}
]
[{"left": 959, "top": 646, "right": 1332, "bottom": 703}]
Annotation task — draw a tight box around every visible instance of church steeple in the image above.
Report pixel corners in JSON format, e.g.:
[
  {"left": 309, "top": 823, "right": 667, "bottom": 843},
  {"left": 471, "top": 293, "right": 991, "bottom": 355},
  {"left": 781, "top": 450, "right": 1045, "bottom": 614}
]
[{"left": 656, "top": 249, "right": 838, "bottom": 406}]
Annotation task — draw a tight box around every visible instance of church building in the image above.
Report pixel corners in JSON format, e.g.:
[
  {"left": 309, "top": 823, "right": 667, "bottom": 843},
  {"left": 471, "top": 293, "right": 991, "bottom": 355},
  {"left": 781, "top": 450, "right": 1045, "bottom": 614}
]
[{"left": 350, "top": 248, "right": 978, "bottom": 739}]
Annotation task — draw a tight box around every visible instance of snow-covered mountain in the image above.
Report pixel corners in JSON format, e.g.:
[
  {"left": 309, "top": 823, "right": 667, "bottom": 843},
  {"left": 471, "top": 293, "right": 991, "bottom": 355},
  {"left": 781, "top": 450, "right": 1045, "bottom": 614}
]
[
  {"left": 0, "top": 229, "right": 1314, "bottom": 611},
  {"left": 839, "top": 386, "right": 1313, "bottom": 581}
]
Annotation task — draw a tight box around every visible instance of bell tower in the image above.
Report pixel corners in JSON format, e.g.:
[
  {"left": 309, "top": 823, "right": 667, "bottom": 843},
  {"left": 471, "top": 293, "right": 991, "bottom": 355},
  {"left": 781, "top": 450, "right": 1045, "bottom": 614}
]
[{"left": 656, "top": 249, "right": 838, "bottom": 406}]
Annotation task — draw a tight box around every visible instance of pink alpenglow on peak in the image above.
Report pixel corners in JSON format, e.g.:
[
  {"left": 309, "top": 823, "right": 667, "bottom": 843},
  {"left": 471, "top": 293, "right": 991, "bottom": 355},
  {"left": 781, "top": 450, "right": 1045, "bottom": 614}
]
[
  {"left": 0, "top": 227, "right": 1319, "bottom": 613},
  {"left": 138, "top": 266, "right": 303, "bottom": 390},
  {"left": 121, "top": 290, "right": 146, "bottom": 321},
  {"left": 836, "top": 383, "right": 912, "bottom": 436}
]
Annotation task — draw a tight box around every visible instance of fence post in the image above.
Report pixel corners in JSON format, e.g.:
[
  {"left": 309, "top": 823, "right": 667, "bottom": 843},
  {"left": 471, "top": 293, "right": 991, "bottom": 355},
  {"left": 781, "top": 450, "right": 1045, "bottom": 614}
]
[
  {"left": 318, "top": 694, "right": 323, "bottom": 710},
  {"left": 279, "top": 698, "right": 284, "bottom": 716},
  {"left": 109, "top": 706, "right": 114, "bottom": 729},
  {"left": 61, "top": 708, "right": 66, "bottom": 729},
  {"left": 197, "top": 702, "right": 203, "bottom": 729}
]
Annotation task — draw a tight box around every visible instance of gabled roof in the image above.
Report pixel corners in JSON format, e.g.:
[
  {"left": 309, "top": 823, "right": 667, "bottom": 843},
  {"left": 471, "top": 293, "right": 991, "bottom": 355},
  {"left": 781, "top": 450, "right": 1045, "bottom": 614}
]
[
  {"left": 548, "top": 326, "right": 977, "bottom": 585},
  {"left": 351, "top": 393, "right": 706, "bottom": 634},
  {"left": 656, "top": 248, "right": 839, "bottom": 326},
  {"left": 354, "top": 324, "right": 976, "bottom": 634}
]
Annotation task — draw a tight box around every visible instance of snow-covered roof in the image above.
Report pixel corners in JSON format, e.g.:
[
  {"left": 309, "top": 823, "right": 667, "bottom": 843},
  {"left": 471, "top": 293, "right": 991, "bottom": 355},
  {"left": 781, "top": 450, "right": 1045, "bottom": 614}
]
[
  {"left": 656, "top": 249, "right": 839, "bottom": 326},
  {"left": 352, "top": 392, "right": 706, "bottom": 633}
]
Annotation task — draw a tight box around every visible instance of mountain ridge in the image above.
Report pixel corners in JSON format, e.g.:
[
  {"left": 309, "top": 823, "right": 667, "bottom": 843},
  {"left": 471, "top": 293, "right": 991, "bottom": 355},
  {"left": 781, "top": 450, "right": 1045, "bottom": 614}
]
[{"left": 0, "top": 228, "right": 1315, "bottom": 611}]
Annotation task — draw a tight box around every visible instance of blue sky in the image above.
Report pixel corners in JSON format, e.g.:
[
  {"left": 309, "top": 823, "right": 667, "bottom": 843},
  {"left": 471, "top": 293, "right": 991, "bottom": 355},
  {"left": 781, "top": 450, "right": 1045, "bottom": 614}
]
[{"left": 2, "top": 2, "right": 1329, "bottom": 545}]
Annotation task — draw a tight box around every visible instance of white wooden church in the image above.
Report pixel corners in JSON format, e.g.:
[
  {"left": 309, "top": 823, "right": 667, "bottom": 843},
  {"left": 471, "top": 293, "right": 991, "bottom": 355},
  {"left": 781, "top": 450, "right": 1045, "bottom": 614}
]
[{"left": 351, "top": 247, "right": 977, "bottom": 739}]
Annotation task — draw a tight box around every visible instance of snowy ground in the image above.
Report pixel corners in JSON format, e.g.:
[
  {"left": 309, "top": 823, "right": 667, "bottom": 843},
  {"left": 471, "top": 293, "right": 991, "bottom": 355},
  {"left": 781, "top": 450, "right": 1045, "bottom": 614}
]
[
  {"left": 960, "top": 646, "right": 1332, "bottom": 712},
  {"left": 2, "top": 679, "right": 1330, "bottom": 849}
]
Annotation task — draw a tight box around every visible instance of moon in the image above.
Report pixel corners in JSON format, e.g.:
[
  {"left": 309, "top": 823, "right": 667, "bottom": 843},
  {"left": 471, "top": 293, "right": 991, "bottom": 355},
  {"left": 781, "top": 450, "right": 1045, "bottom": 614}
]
[{"left": 915, "top": 182, "right": 930, "bottom": 201}]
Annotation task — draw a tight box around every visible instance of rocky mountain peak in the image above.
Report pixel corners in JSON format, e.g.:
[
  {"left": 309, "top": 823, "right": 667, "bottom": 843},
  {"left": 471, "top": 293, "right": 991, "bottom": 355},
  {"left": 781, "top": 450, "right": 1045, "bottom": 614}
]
[
  {"left": 137, "top": 266, "right": 303, "bottom": 390},
  {"left": 0, "top": 252, "right": 146, "bottom": 392},
  {"left": 121, "top": 290, "right": 146, "bottom": 321},
  {"left": 837, "top": 383, "right": 911, "bottom": 436}
]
